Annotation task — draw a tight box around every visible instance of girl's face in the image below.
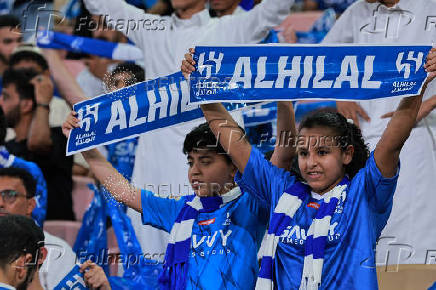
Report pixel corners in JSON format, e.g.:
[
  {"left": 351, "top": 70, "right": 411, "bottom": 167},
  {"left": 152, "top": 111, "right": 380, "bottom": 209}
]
[{"left": 297, "top": 127, "right": 354, "bottom": 195}]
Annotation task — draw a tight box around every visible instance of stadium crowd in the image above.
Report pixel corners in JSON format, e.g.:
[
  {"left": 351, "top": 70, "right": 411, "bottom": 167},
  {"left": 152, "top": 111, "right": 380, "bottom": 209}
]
[{"left": 0, "top": 0, "right": 435, "bottom": 289}]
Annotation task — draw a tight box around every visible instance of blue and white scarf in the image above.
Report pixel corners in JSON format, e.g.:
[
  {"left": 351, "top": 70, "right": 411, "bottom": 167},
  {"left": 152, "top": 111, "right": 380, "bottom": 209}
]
[
  {"left": 257, "top": 178, "right": 349, "bottom": 290},
  {"left": 159, "top": 186, "right": 242, "bottom": 289}
]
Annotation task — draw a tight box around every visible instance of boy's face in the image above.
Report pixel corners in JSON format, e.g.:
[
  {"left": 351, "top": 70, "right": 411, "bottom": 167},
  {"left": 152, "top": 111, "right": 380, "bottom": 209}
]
[
  {"left": 187, "top": 149, "right": 236, "bottom": 197},
  {"left": 0, "top": 176, "right": 35, "bottom": 217}
]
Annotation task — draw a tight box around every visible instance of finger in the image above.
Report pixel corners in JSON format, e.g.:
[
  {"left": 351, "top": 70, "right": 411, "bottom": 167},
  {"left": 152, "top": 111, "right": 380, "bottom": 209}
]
[
  {"left": 80, "top": 260, "right": 95, "bottom": 272},
  {"left": 184, "top": 52, "right": 194, "bottom": 64},
  {"left": 351, "top": 112, "right": 360, "bottom": 128},
  {"left": 380, "top": 112, "right": 394, "bottom": 119},
  {"left": 425, "top": 63, "right": 436, "bottom": 73},
  {"left": 189, "top": 47, "right": 195, "bottom": 54},
  {"left": 356, "top": 105, "right": 370, "bottom": 122},
  {"left": 425, "top": 55, "right": 436, "bottom": 67}
]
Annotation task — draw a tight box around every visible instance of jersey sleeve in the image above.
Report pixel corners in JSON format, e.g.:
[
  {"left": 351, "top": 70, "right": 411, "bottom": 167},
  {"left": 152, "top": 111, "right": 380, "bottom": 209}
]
[
  {"left": 361, "top": 151, "right": 399, "bottom": 236},
  {"left": 235, "top": 147, "right": 293, "bottom": 207},
  {"left": 140, "top": 189, "right": 187, "bottom": 233}
]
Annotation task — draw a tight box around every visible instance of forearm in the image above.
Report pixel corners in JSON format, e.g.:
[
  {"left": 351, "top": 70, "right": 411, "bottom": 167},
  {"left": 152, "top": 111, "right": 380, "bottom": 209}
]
[
  {"left": 82, "top": 0, "right": 160, "bottom": 45},
  {"left": 82, "top": 149, "right": 141, "bottom": 211},
  {"left": 210, "top": 0, "right": 294, "bottom": 44},
  {"left": 375, "top": 81, "right": 427, "bottom": 177},
  {"left": 43, "top": 49, "right": 86, "bottom": 106},
  {"left": 200, "top": 103, "right": 251, "bottom": 173},
  {"left": 27, "top": 107, "right": 53, "bottom": 151},
  {"left": 270, "top": 101, "right": 296, "bottom": 170}
]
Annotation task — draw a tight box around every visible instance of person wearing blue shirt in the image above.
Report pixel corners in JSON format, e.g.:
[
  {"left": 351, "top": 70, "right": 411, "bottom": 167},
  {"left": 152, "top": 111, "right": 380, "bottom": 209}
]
[
  {"left": 187, "top": 48, "right": 436, "bottom": 289},
  {"left": 63, "top": 101, "right": 296, "bottom": 289}
]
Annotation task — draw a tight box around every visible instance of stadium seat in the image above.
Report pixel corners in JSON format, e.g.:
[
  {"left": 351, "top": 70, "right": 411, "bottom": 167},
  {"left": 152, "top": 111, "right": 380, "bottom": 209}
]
[
  {"left": 43, "top": 220, "right": 82, "bottom": 247},
  {"left": 377, "top": 264, "right": 436, "bottom": 289},
  {"left": 72, "top": 175, "right": 95, "bottom": 221}
]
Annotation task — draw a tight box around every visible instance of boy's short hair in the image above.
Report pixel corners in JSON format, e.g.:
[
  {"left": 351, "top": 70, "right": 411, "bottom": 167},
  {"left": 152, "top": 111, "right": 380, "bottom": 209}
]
[
  {"left": 183, "top": 122, "right": 231, "bottom": 163},
  {"left": 0, "top": 215, "right": 44, "bottom": 272},
  {"left": 0, "top": 167, "right": 37, "bottom": 198}
]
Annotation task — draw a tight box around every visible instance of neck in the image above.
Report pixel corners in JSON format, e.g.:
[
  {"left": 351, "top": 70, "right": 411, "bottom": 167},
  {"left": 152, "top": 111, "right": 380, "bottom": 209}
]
[
  {"left": 0, "top": 271, "right": 14, "bottom": 289},
  {"left": 314, "top": 175, "right": 345, "bottom": 196},
  {"left": 382, "top": 0, "right": 399, "bottom": 8},
  {"left": 175, "top": 2, "right": 205, "bottom": 19},
  {"left": 13, "top": 114, "right": 32, "bottom": 142},
  {"left": 215, "top": 2, "right": 241, "bottom": 17}
]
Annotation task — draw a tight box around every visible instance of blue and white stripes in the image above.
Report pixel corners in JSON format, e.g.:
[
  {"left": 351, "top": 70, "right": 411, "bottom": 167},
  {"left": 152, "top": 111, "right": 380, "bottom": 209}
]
[
  {"left": 257, "top": 179, "right": 349, "bottom": 290},
  {"left": 160, "top": 186, "right": 242, "bottom": 289}
]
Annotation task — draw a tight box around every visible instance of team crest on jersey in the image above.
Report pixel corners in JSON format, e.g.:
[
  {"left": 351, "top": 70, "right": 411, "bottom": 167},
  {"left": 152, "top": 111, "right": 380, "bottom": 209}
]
[{"left": 198, "top": 218, "right": 216, "bottom": 226}]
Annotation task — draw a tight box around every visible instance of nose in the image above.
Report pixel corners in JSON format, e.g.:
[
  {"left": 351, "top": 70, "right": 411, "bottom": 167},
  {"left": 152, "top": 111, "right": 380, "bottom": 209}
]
[
  {"left": 189, "top": 161, "right": 201, "bottom": 176},
  {"left": 306, "top": 152, "right": 318, "bottom": 169}
]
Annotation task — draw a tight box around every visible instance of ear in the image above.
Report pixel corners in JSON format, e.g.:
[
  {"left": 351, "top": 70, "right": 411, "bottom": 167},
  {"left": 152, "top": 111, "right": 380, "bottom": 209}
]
[
  {"left": 37, "top": 246, "right": 47, "bottom": 267},
  {"left": 13, "top": 254, "right": 32, "bottom": 281},
  {"left": 342, "top": 145, "right": 354, "bottom": 166},
  {"left": 25, "top": 197, "right": 36, "bottom": 216},
  {"left": 20, "top": 99, "right": 34, "bottom": 114}
]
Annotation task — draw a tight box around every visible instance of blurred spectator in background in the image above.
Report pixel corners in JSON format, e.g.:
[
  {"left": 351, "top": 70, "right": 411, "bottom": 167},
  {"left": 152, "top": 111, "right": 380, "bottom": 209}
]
[
  {"left": 0, "top": 105, "right": 48, "bottom": 228},
  {"left": 76, "top": 21, "right": 124, "bottom": 98},
  {"left": 9, "top": 44, "right": 71, "bottom": 128},
  {"left": 210, "top": 0, "right": 244, "bottom": 17},
  {"left": 0, "top": 69, "right": 74, "bottom": 221},
  {"left": 323, "top": 0, "right": 436, "bottom": 265},
  {"left": 0, "top": 214, "right": 44, "bottom": 290},
  {"left": 0, "top": 15, "right": 21, "bottom": 89},
  {"left": 0, "top": 167, "right": 76, "bottom": 289},
  {"left": 303, "top": 0, "right": 357, "bottom": 14}
]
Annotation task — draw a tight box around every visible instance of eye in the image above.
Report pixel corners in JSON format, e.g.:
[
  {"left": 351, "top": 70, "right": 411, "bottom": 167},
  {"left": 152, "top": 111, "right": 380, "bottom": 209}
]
[
  {"left": 298, "top": 150, "right": 308, "bottom": 157},
  {"left": 318, "top": 149, "right": 329, "bottom": 156},
  {"left": 187, "top": 161, "right": 193, "bottom": 167}
]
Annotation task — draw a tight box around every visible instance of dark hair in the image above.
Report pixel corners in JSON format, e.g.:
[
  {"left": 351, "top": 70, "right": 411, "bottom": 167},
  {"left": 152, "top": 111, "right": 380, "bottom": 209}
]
[
  {"left": 111, "top": 62, "right": 145, "bottom": 85},
  {"left": 0, "top": 167, "right": 37, "bottom": 197},
  {"left": 2, "top": 69, "right": 38, "bottom": 110},
  {"left": 0, "top": 107, "right": 6, "bottom": 146},
  {"left": 0, "top": 214, "right": 44, "bottom": 279},
  {"left": 0, "top": 15, "right": 20, "bottom": 29},
  {"left": 9, "top": 50, "right": 49, "bottom": 72},
  {"left": 183, "top": 122, "right": 231, "bottom": 163},
  {"left": 298, "top": 110, "right": 369, "bottom": 178}
]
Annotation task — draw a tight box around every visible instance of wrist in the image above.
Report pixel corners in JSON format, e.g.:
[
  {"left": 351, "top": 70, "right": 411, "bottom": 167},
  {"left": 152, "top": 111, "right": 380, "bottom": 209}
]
[{"left": 36, "top": 103, "right": 50, "bottom": 110}]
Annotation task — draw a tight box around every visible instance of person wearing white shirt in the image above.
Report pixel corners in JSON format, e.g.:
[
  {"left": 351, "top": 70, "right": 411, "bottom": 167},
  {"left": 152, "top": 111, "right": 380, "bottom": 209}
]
[
  {"left": 0, "top": 167, "right": 76, "bottom": 290},
  {"left": 83, "top": 0, "right": 294, "bottom": 259},
  {"left": 323, "top": 0, "right": 436, "bottom": 265}
]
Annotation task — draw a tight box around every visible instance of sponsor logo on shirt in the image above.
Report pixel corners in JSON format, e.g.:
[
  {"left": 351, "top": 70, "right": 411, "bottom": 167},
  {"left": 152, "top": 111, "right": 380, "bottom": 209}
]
[
  {"left": 191, "top": 230, "right": 232, "bottom": 257},
  {"left": 279, "top": 222, "right": 340, "bottom": 245},
  {"left": 307, "top": 202, "right": 320, "bottom": 210},
  {"left": 198, "top": 218, "right": 216, "bottom": 226}
]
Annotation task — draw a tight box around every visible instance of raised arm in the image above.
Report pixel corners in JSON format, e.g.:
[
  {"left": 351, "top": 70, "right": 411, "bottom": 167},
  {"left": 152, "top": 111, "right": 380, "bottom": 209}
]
[
  {"left": 270, "top": 101, "right": 296, "bottom": 171},
  {"left": 201, "top": 103, "right": 252, "bottom": 173},
  {"left": 82, "top": 0, "right": 165, "bottom": 48},
  {"left": 374, "top": 49, "right": 436, "bottom": 177},
  {"left": 42, "top": 49, "right": 86, "bottom": 106},
  {"left": 62, "top": 113, "right": 141, "bottom": 211},
  {"left": 198, "top": 0, "right": 294, "bottom": 44}
]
